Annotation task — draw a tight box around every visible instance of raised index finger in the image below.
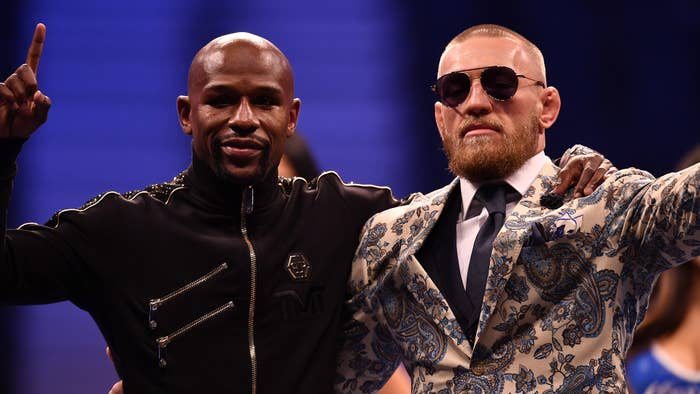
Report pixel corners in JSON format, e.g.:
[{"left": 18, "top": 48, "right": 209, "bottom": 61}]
[{"left": 26, "top": 23, "right": 46, "bottom": 76}]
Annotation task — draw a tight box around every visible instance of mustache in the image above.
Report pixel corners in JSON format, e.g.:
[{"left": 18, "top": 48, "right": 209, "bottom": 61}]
[
  {"left": 458, "top": 118, "right": 504, "bottom": 137},
  {"left": 213, "top": 132, "right": 269, "bottom": 149}
]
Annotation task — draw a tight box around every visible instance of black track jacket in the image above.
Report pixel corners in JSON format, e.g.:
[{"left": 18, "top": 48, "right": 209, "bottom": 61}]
[{"left": 0, "top": 139, "right": 400, "bottom": 393}]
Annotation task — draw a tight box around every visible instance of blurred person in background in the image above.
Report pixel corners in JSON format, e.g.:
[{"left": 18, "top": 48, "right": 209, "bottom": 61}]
[
  {"left": 626, "top": 145, "right": 700, "bottom": 394},
  {"left": 278, "top": 132, "right": 320, "bottom": 180}
]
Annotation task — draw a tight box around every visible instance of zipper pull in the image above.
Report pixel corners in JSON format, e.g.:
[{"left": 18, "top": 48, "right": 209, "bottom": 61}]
[
  {"left": 148, "top": 299, "right": 161, "bottom": 329},
  {"left": 157, "top": 337, "right": 168, "bottom": 368},
  {"left": 243, "top": 185, "right": 254, "bottom": 215}
]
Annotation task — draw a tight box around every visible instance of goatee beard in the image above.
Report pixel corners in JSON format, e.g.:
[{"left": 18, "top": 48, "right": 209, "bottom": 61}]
[{"left": 212, "top": 149, "right": 272, "bottom": 186}]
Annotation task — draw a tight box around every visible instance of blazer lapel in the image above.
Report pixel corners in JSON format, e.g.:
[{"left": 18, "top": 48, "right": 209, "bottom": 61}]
[
  {"left": 414, "top": 188, "right": 475, "bottom": 334},
  {"left": 402, "top": 254, "right": 473, "bottom": 360},
  {"left": 397, "top": 180, "right": 475, "bottom": 359},
  {"left": 475, "top": 158, "right": 560, "bottom": 342}
]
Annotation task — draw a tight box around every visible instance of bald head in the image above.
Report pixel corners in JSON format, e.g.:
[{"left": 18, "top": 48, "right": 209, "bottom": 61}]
[
  {"left": 188, "top": 32, "right": 295, "bottom": 100},
  {"left": 176, "top": 31, "right": 301, "bottom": 186}
]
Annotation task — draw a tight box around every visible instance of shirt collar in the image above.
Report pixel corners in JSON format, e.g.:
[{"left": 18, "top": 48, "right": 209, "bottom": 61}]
[{"left": 458, "top": 151, "right": 546, "bottom": 221}]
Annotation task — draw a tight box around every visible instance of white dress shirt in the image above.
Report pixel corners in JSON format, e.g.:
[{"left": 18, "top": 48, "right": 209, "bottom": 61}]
[{"left": 455, "top": 151, "right": 546, "bottom": 289}]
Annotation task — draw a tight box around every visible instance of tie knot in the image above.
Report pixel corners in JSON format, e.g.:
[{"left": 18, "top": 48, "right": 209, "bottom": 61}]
[{"left": 472, "top": 182, "right": 520, "bottom": 215}]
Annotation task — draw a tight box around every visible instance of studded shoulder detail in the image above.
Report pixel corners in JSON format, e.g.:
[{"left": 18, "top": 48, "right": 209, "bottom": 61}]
[{"left": 45, "top": 171, "right": 187, "bottom": 228}]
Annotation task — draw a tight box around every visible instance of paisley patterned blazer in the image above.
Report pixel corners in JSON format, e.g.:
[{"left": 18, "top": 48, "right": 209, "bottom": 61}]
[{"left": 336, "top": 158, "right": 700, "bottom": 394}]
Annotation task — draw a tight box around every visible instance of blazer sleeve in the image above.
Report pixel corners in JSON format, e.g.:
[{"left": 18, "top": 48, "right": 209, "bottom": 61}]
[
  {"left": 335, "top": 213, "right": 404, "bottom": 394},
  {"left": 612, "top": 162, "right": 700, "bottom": 273}
]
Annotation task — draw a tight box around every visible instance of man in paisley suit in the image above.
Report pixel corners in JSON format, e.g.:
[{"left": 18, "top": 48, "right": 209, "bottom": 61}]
[{"left": 336, "top": 24, "right": 700, "bottom": 393}]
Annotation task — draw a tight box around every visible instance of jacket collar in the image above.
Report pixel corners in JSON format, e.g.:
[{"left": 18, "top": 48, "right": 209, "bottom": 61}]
[{"left": 182, "top": 152, "right": 283, "bottom": 216}]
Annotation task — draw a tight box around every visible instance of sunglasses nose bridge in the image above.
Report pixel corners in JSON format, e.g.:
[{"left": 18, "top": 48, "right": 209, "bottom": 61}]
[{"left": 460, "top": 77, "right": 493, "bottom": 110}]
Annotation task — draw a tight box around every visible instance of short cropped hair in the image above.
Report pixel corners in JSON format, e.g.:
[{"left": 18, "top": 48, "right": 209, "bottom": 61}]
[{"left": 445, "top": 24, "right": 546, "bottom": 82}]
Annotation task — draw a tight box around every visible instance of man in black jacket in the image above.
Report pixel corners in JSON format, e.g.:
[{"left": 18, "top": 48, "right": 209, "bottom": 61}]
[{"left": 0, "top": 24, "right": 611, "bottom": 393}]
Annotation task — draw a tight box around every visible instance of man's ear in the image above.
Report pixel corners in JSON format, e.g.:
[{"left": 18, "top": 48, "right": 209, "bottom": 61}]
[
  {"left": 434, "top": 101, "right": 446, "bottom": 141},
  {"left": 177, "top": 96, "right": 192, "bottom": 135},
  {"left": 539, "top": 87, "right": 561, "bottom": 129},
  {"left": 287, "top": 98, "right": 301, "bottom": 137}
]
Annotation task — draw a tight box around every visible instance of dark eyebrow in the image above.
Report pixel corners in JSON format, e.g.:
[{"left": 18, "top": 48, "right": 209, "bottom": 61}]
[{"left": 252, "top": 86, "right": 284, "bottom": 97}]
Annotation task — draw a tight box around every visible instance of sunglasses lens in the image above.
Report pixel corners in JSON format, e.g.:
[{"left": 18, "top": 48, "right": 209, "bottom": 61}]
[
  {"left": 481, "top": 66, "right": 518, "bottom": 101},
  {"left": 436, "top": 72, "right": 471, "bottom": 107}
]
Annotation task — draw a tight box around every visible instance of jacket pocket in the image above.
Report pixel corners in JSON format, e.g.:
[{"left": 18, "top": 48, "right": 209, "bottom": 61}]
[
  {"left": 148, "top": 262, "right": 228, "bottom": 329},
  {"left": 156, "top": 300, "right": 235, "bottom": 367}
]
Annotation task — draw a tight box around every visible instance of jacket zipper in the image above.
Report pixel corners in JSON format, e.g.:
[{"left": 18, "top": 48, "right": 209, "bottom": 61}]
[
  {"left": 156, "top": 300, "right": 235, "bottom": 367},
  {"left": 148, "top": 262, "right": 229, "bottom": 329},
  {"left": 241, "top": 185, "right": 258, "bottom": 394}
]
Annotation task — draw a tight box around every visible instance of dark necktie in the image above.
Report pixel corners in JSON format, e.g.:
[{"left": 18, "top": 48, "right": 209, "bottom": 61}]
[{"left": 464, "top": 182, "right": 520, "bottom": 336}]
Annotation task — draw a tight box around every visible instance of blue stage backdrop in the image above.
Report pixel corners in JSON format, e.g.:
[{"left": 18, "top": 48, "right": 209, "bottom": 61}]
[{"left": 3, "top": 1, "right": 699, "bottom": 393}]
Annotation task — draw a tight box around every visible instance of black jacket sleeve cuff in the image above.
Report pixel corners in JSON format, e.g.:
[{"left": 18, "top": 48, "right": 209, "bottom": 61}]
[{"left": 0, "top": 138, "right": 28, "bottom": 180}]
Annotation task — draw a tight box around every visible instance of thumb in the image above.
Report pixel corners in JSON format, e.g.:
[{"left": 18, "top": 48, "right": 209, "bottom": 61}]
[{"left": 32, "top": 90, "right": 51, "bottom": 124}]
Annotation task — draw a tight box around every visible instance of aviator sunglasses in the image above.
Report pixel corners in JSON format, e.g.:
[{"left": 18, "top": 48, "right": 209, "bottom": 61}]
[{"left": 431, "top": 66, "right": 545, "bottom": 107}]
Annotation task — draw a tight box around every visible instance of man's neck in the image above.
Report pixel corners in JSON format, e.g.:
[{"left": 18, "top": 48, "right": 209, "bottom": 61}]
[
  {"left": 458, "top": 151, "right": 546, "bottom": 217},
  {"left": 186, "top": 153, "right": 280, "bottom": 214}
]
